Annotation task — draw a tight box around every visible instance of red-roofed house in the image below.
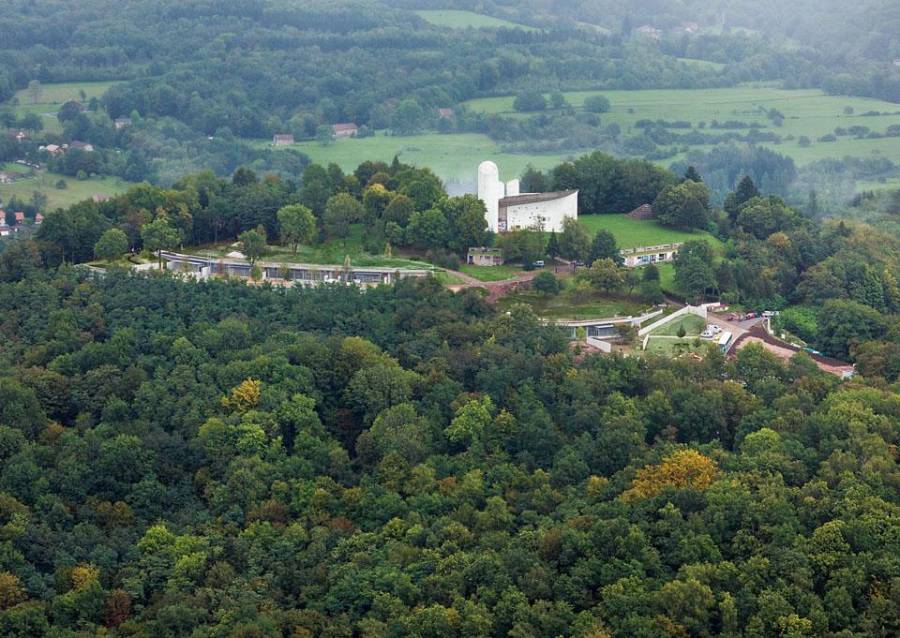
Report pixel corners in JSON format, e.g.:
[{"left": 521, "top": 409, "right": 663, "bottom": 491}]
[
  {"left": 14, "top": 212, "right": 25, "bottom": 224},
  {"left": 436, "top": 108, "right": 454, "bottom": 119},
  {"left": 35, "top": 213, "right": 44, "bottom": 224},
  {"left": 332, "top": 123, "right": 358, "bottom": 139}
]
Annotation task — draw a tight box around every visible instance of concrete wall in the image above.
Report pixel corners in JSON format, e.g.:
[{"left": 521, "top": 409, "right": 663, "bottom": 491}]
[
  {"left": 506, "top": 191, "right": 578, "bottom": 233},
  {"left": 586, "top": 336, "right": 614, "bottom": 353}
]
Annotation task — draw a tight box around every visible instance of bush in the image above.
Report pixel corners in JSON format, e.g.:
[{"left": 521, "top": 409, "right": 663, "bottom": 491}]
[
  {"left": 583, "top": 95, "right": 610, "bottom": 113},
  {"left": 532, "top": 271, "right": 560, "bottom": 295},
  {"left": 55, "top": 179, "right": 67, "bottom": 189},
  {"left": 425, "top": 249, "right": 460, "bottom": 271},
  {"left": 513, "top": 91, "right": 547, "bottom": 112}
]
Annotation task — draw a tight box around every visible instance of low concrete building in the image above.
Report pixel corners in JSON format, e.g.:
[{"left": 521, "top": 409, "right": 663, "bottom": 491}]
[
  {"left": 621, "top": 242, "right": 682, "bottom": 267},
  {"left": 272, "top": 134, "right": 295, "bottom": 146},
  {"left": 467, "top": 247, "right": 504, "bottom": 266},
  {"left": 158, "top": 251, "right": 431, "bottom": 287}
]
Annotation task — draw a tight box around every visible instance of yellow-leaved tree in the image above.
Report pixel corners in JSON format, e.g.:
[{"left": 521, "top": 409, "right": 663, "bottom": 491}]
[
  {"left": 220, "top": 378, "right": 261, "bottom": 414},
  {"left": 623, "top": 449, "right": 719, "bottom": 502}
]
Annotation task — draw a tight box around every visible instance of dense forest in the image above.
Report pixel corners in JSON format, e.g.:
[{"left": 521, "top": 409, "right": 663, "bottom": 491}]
[
  {"left": 0, "top": 267, "right": 898, "bottom": 637},
  {"left": 1, "top": 3, "right": 899, "bottom": 636}
]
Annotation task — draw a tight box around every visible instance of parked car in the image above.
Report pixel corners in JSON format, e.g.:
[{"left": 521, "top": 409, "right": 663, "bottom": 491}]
[
  {"left": 708, "top": 324, "right": 722, "bottom": 334},
  {"left": 534, "top": 260, "right": 545, "bottom": 267},
  {"left": 744, "top": 312, "right": 757, "bottom": 320},
  {"left": 762, "top": 310, "right": 779, "bottom": 317},
  {"left": 700, "top": 329, "right": 715, "bottom": 339}
]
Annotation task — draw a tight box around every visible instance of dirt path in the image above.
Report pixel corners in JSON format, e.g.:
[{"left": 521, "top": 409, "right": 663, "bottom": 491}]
[{"left": 444, "top": 268, "right": 543, "bottom": 302}]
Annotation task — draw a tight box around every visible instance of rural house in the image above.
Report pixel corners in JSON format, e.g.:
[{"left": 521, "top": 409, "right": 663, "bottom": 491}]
[
  {"left": 272, "top": 134, "right": 295, "bottom": 146},
  {"left": 69, "top": 141, "right": 95, "bottom": 152},
  {"left": 114, "top": 117, "right": 133, "bottom": 129},
  {"left": 332, "top": 123, "right": 358, "bottom": 139}
]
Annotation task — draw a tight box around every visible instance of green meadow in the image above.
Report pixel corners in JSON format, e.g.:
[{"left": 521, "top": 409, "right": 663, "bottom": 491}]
[
  {"left": 577, "top": 214, "right": 724, "bottom": 251},
  {"left": 10, "top": 81, "right": 121, "bottom": 135},
  {"left": 288, "top": 87, "right": 900, "bottom": 186},
  {"left": 414, "top": 10, "right": 538, "bottom": 31},
  {"left": 0, "top": 171, "right": 126, "bottom": 211},
  {"left": 286, "top": 132, "right": 571, "bottom": 185},
  {"left": 463, "top": 87, "right": 900, "bottom": 165}
]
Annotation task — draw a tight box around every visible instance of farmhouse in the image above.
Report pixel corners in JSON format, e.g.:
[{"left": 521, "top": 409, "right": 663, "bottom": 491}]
[
  {"left": 332, "top": 123, "right": 358, "bottom": 139},
  {"left": 69, "top": 141, "right": 94, "bottom": 152},
  {"left": 272, "top": 134, "right": 294, "bottom": 146},
  {"left": 42, "top": 144, "right": 62, "bottom": 155},
  {"left": 114, "top": 117, "right": 133, "bottom": 129},
  {"left": 0, "top": 172, "right": 13, "bottom": 184},
  {"left": 477, "top": 160, "right": 577, "bottom": 233},
  {"left": 467, "top": 247, "right": 504, "bottom": 266},
  {"left": 436, "top": 108, "right": 453, "bottom": 119}
]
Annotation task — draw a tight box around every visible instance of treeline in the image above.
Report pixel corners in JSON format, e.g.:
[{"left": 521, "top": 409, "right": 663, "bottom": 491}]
[
  {"left": 9, "top": 156, "right": 492, "bottom": 268},
  {"left": 0, "top": 267, "right": 898, "bottom": 636}
]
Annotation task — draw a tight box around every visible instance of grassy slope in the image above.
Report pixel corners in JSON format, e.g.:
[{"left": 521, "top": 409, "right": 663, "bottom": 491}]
[
  {"left": 649, "top": 313, "right": 707, "bottom": 336},
  {"left": 0, "top": 171, "right": 126, "bottom": 210},
  {"left": 415, "top": 10, "right": 538, "bottom": 31},
  {"left": 11, "top": 81, "right": 121, "bottom": 135},
  {"left": 578, "top": 214, "right": 724, "bottom": 251},
  {"left": 458, "top": 264, "right": 522, "bottom": 281},
  {"left": 498, "top": 289, "right": 646, "bottom": 320}
]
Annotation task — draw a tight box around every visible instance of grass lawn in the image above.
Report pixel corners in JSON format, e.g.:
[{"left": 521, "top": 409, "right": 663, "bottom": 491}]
[
  {"left": 644, "top": 336, "right": 710, "bottom": 357},
  {"left": 459, "top": 264, "right": 522, "bottom": 281},
  {"left": 498, "top": 289, "right": 646, "bottom": 320},
  {"left": 656, "top": 263, "right": 679, "bottom": 295},
  {"left": 433, "top": 270, "right": 465, "bottom": 285},
  {"left": 462, "top": 87, "right": 900, "bottom": 166},
  {"left": 187, "top": 225, "right": 436, "bottom": 270},
  {"left": 578, "top": 214, "right": 725, "bottom": 252},
  {"left": 415, "top": 10, "right": 538, "bottom": 31},
  {"left": 0, "top": 171, "right": 127, "bottom": 210},
  {"left": 649, "top": 313, "right": 707, "bottom": 337}
]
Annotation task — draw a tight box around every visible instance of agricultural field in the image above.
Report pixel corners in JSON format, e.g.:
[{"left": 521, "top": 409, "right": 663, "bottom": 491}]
[
  {"left": 286, "top": 132, "right": 570, "bottom": 188},
  {"left": 8, "top": 81, "right": 121, "bottom": 135},
  {"left": 578, "top": 214, "right": 724, "bottom": 251},
  {"left": 0, "top": 170, "right": 126, "bottom": 210},
  {"left": 498, "top": 288, "right": 646, "bottom": 320},
  {"left": 414, "top": 10, "right": 538, "bottom": 31},
  {"left": 462, "top": 87, "right": 900, "bottom": 166}
]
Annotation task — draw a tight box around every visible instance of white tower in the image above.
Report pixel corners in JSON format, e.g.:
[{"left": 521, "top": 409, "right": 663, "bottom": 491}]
[{"left": 477, "top": 161, "right": 503, "bottom": 233}]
